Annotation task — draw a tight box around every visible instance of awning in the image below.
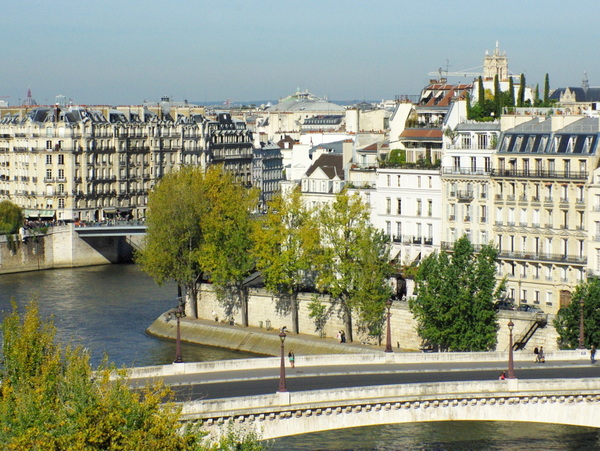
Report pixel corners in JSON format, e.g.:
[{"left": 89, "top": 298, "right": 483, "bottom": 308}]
[
  {"left": 39, "top": 210, "right": 55, "bottom": 218},
  {"left": 24, "top": 209, "right": 40, "bottom": 218},
  {"left": 103, "top": 207, "right": 117, "bottom": 214}
]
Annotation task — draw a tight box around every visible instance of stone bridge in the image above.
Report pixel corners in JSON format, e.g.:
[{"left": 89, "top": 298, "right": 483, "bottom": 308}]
[{"left": 181, "top": 378, "right": 600, "bottom": 440}]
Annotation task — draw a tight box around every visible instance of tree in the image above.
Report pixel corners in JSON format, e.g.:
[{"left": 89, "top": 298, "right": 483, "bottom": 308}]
[
  {"left": 199, "top": 167, "right": 259, "bottom": 327},
  {"left": 543, "top": 73, "right": 550, "bottom": 106},
  {"left": 252, "top": 187, "right": 321, "bottom": 334},
  {"left": 478, "top": 76, "right": 485, "bottom": 107},
  {"left": 507, "top": 77, "right": 515, "bottom": 108},
  {"left": 0, "top": 301, "right": 207, "bottom": 449},
  {"left": 409, "top": 236, "right": 501, "bottom": 351},
  {"left": 517, "top": 74, "right": 525, "bottom": 107},
  {"left": 465, "top": 91, "right": 472, "bottom": 119},
  {"left": 493, "top": 74, "right": 503, "bottom": 117},
  {"left": 316, "top": 190, "right": 392, "bottom": 342},
  {"left": 554, "top": 278, "right": 600, "bottom": 349},
  {"left": 0, "top": 200, "right": 23, "bottom": 235},
  {"left": 136, "top": 166, "right": 209, "bottom": 318}
]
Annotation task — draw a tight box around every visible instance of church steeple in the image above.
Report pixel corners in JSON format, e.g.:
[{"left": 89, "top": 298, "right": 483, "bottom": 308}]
[{"left": 483, "top": 42, "right": 508, "bottom": 80}]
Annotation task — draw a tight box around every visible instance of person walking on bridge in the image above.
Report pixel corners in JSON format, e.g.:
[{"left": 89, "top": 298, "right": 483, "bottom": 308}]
[
  {"left": 288, "top": 350, "right": 295, "bottom": 368},
  {"left": 591, "top": 345, "right": 596, "bottom": 364}
]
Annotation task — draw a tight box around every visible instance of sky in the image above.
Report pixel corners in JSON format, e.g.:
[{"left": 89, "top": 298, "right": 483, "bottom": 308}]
[{"left": 2, "top": 1, "right": 599, "bottom": 106}]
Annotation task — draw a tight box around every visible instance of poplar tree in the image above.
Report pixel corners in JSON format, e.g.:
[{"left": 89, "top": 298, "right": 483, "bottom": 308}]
[
  {"left": 507, "top": 76, "right": 515, "bottom": 107},
  {"left": 198, "top": 168, "right": 259, "bottom": 327},
  {"left": 478, "top": 76, "right": 485, "bottom": 106},
  {"left": 316, "top": 189, "right": 392, "bottom": 342},
  {"left": 409, "top": 236, "right": 501, "bottom": 351},
  {"left": 493, "top": 74, "right": 502, "bottom": 117},
  {"left": 136, "top": 166, "right": 209, "bottom": 318},
  {"left": 554, "top": 278, "right": 600, "bottom": 349},
  {"left": 252, "top": 187, "right": 321, "bottom": 334}
]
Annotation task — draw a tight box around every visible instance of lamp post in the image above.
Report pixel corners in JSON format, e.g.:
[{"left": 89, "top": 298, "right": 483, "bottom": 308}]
[
  {"left": 578, "top": 297, "right": 586, "bottom": 349},
  {"left": 385, "top": 298, "right": 393, "bottom": 353},
  {"left": 507, "top": 320, "right": 516, "bottom": 379},
  {"left": 277, "top": 330, "right": 288, "bottom": 392},
  {"left": 166, "top": 297, "right": 185, "bottom": 363}
]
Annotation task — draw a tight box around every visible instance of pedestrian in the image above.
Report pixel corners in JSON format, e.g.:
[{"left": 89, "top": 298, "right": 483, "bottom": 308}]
[
  {"left": 533, "top": 346, "right": 539, "bottom": 362},
  {"left": 591, "top": 345, "right": 596, "bottom": 364},
  {"left": 536, "top": 346, "right": 545, "bottom": 363},
  {"left": 499, "top": 371, "right": 506, "bottom": 380},
  {"left": 288, "top": 350, "right": 295, "bottom": 368},
  {"left": 212, "top": 310, "right": 219, "bottom": 322},
  {"left": 340, "top": 331, "right": 346, "bottom": 343}
]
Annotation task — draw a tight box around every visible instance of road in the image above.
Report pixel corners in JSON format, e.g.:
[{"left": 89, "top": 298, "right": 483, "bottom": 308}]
[{"left": 131, "top": 360, "right": 600, "bottom": 402}]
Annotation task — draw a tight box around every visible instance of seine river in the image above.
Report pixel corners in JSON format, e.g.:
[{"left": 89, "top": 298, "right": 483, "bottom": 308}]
[{"left": 1, "top": 264, "right": 598, "bottom": 450}]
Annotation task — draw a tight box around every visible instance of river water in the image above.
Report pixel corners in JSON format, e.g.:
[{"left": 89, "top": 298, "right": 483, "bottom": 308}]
[{"left": 1, "top": 264, "right": 598, "bottom": 450}]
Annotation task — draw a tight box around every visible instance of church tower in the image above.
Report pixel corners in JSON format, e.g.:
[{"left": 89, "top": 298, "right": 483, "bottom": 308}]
[{"left": 483, "top": 41, "right": 508, "bottom": 80}]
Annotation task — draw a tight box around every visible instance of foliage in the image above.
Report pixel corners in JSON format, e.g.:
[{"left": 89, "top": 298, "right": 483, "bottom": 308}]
[
  {"left": 409, "top": 236, "right": 501, "bottom": 352},
  {"left": 252, "top": 187, "right": 320, "bottom": 333},
  {"left": 0, "top": 301, "right": 209, "bottom": 450},
  {"left": 554, "top": 278, "right": 600, "bottom": 349},
  {"left": 385, "top": 148, "right": 407, "bottom": 166},
  {"left": 0, "top": 200, "right": 23, "bottom": 235},
  {"left": 198, "top": 167, "right": 260, "bottom": 326},
  {"left": 316, "top": 190, "right": 392, "bottom": 342},
  {"left": 136, "top": 166, "right": 209, "bottom": 317},
  {"left": 543, "top": 73, "right": 550, "bottom": 106},
  {"left": 308, "top": 295, "right": 328, "bottom": 337}
]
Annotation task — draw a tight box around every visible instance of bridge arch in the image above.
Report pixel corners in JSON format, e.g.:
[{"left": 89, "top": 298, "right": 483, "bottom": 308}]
[{"left": 182, "top": 379, "right": 600, "bottom": 440}]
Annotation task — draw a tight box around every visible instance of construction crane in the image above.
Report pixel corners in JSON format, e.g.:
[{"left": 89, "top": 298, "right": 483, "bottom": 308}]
[{"left": 427, "top": 60, "right": 482, "bottom": 79}]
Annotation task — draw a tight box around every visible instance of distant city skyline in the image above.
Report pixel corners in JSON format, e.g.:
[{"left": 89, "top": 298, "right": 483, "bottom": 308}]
[{"left": 2, "top": 1, "right": 599, "bottom": 106}]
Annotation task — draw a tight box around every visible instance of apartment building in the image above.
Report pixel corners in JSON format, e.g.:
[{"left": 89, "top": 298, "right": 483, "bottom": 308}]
[
  {"left": 0, "top": 105, "right": 260, "bottom": 222},
  {"left": 490, "top": 115, "right": 600, "bottom": 312}
]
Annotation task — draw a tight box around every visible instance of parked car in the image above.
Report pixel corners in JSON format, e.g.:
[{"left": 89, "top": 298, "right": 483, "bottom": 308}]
[
  {"left": 516, "top": 304, "right": 544, "bottom": 313},
  {"left": 494, "top": 300, "right": 515, "bottom": 311}
]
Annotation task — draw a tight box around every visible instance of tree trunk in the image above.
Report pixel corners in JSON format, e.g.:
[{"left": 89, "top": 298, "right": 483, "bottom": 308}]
[
  {"left": 344, "top": 301, "right": 354, "bottom": 343},
  {"left": 240, "top": 286, "right": 249, "bottom": 327},
  {"left": 291, "top": 291, "right": 299, "bottom": 334},
  {"left": 184, "top": 283, "right": 198, "bottom": 319}
]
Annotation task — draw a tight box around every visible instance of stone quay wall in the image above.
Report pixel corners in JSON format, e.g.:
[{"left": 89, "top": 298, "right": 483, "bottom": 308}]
[
  {"left": 0, "top": 225, "right": 142, "bottom": 274},
  {"left": 189, "top": 284, "right": 560, "bottom": 352}
]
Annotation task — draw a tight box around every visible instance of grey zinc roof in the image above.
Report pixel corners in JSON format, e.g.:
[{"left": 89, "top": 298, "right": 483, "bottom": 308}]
[
  {"left": 268, "top": 91, "right": 345, "bottom": 113},
  {"left": 455, "top": 122, "right": 500, "bottom": 132}
]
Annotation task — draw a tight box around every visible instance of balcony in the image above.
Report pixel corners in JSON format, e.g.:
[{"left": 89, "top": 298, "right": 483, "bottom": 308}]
[
  {"left": 491, "top": 169, "right": 588, "bottom": 181},
  {"left": 442, "top": 166, "right": 492, "bottom": 176},
  {"left": 498, "top": 250, "right": 587, "bottom": 265},
  {"left": 457, "top": 190, "right": 474, "bottom": 202}
]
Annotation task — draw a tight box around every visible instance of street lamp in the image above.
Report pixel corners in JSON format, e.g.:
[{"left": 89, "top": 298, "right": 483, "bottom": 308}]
[
  {"left": 166, "top": 297, "right": 185, "bottom": 363},
  {"left": 507, "top": 320, "right": 516, "bottom": 379},
  {"left": 579, "top": 297, "right": 586, "bottom": 349},
  {"left": 385, "top": 298, "right": 393, "bottom": 353},
  {"left": 277, "top": 330, "right": 288, "bottom": 392}
]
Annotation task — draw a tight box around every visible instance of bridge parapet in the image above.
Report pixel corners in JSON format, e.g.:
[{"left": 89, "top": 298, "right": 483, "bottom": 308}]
[{"left": 183, "top": 378, "right": 600, "bottom": 441}]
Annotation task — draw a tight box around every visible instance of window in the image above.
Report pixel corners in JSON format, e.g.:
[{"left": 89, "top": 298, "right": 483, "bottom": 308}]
[
  {"left": 386, "top": 221, "right": 391, "bottom": 236},
  {"left": 58, "top": 169, "right": 65, "bottom": 179},
  {"left": 386, "top": 198, "right": 391, "bottom": 215},
  {"left": 46, "top": 169, "right": 52, "bottom": 180},
  {"left": 396, "top": 199, "right": 401, "bottom": 215},
  {"left": 58, "top": 184, "right": 64, "bottom": 194},
  {"left": 46, "top": 154, "right": 52, "bottom": 164},
  {"left": 416, "top": 200, "right": 422, "bottom": 216},
  {"left": 58, "top": 154, "right": 64, "bottom": 165},
  {"left": 427, "top": 200, "right": 432, "bottom": 217},
  {"left": 417, "top": 176, "right": 421, "bottom": 188},
  {"left": 58, "top": 198, "right": 65, "bottom": 209},
  {"left": 386, "top": 175, "right": 391, "bottom": 186},
  {"left": 46, "top": 140, "right": 52, "bottom": 149},
  {"left": 397, "top": 175, "right": 401, "bottom": 187},
  {"left": 428, "top": 176, "right": 432, "bottom": 188}
]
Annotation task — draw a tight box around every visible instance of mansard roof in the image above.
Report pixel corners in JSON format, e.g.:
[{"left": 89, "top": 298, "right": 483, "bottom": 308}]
[
  {"left": 268, "top": 91, "right": 345, "bottom": 113},
  {"left": 550, "top": 87, "right": 600, "bottom": 103},
  {"left": 498, "top": 117, "right": 600, "bottom": 155}
]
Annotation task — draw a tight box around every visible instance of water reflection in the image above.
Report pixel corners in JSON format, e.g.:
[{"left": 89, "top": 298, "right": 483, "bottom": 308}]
[
  {"left": 0, "top": 264, "right": 257, "bottom": 367},
  {"left": 271, "top": 421, "right": 600, "bottom": 450}
]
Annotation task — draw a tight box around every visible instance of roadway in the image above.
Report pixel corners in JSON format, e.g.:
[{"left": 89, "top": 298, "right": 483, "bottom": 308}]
[{"left": 130, "top": 359, "right": 600, "bottom": 402}]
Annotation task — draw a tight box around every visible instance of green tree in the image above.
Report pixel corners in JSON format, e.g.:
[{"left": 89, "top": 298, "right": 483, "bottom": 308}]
[
  {"left": 478, "top": 76, "right": 485, "bottom": 107},
  {"left": 136, "top": 166, "right": 208, "bottom": 318},
  {"left": 507, "top": 77, "right": 515, "bottom": 108},
  {"left": 517, "top": 74, "right": 525, "bottom": 107},
  {"left": 0, "top": 200, "right": 23, "bottom": 235},
  {"left": 316, "top": 190, "right": 392, "bottom": 342},
  {"left": 543, "top": 73, "right": 550, "bottom": 106},
  {"left": 252, "top": 187, "right": 320, "bottom": 334},
  {"left": 0, "top": 301, "right": 208, "bottom": 449},
  {"left": 199, "top": 167, "right": 259, "bottom": 327},
  {"left": 465, "top": 91, "right": 472, "bottom": 119},
  {"left": 534, "top": 83, "right": 540, "bottom": 106},
  {"left": 493, "top": 74, "right": 503, "bottom": 117},
  {"left": 554, "top": 278, "right": 600, "bottom": 349},
  {"left": 409, "top": 236, "right": 501, "bottom": 351}
]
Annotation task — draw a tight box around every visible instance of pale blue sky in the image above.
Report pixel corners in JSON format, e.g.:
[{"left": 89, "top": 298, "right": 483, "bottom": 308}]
[{"left": 2, "top": 1, "right": 599, "bottom": 106}]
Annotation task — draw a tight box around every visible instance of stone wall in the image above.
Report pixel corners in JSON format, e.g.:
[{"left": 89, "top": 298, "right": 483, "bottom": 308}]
[
  {"left": 0, "top": 225, "right": 139, "bottom": 274},
  {"left": 193, "top": 284, "right": 560, "bottom": 352}
]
